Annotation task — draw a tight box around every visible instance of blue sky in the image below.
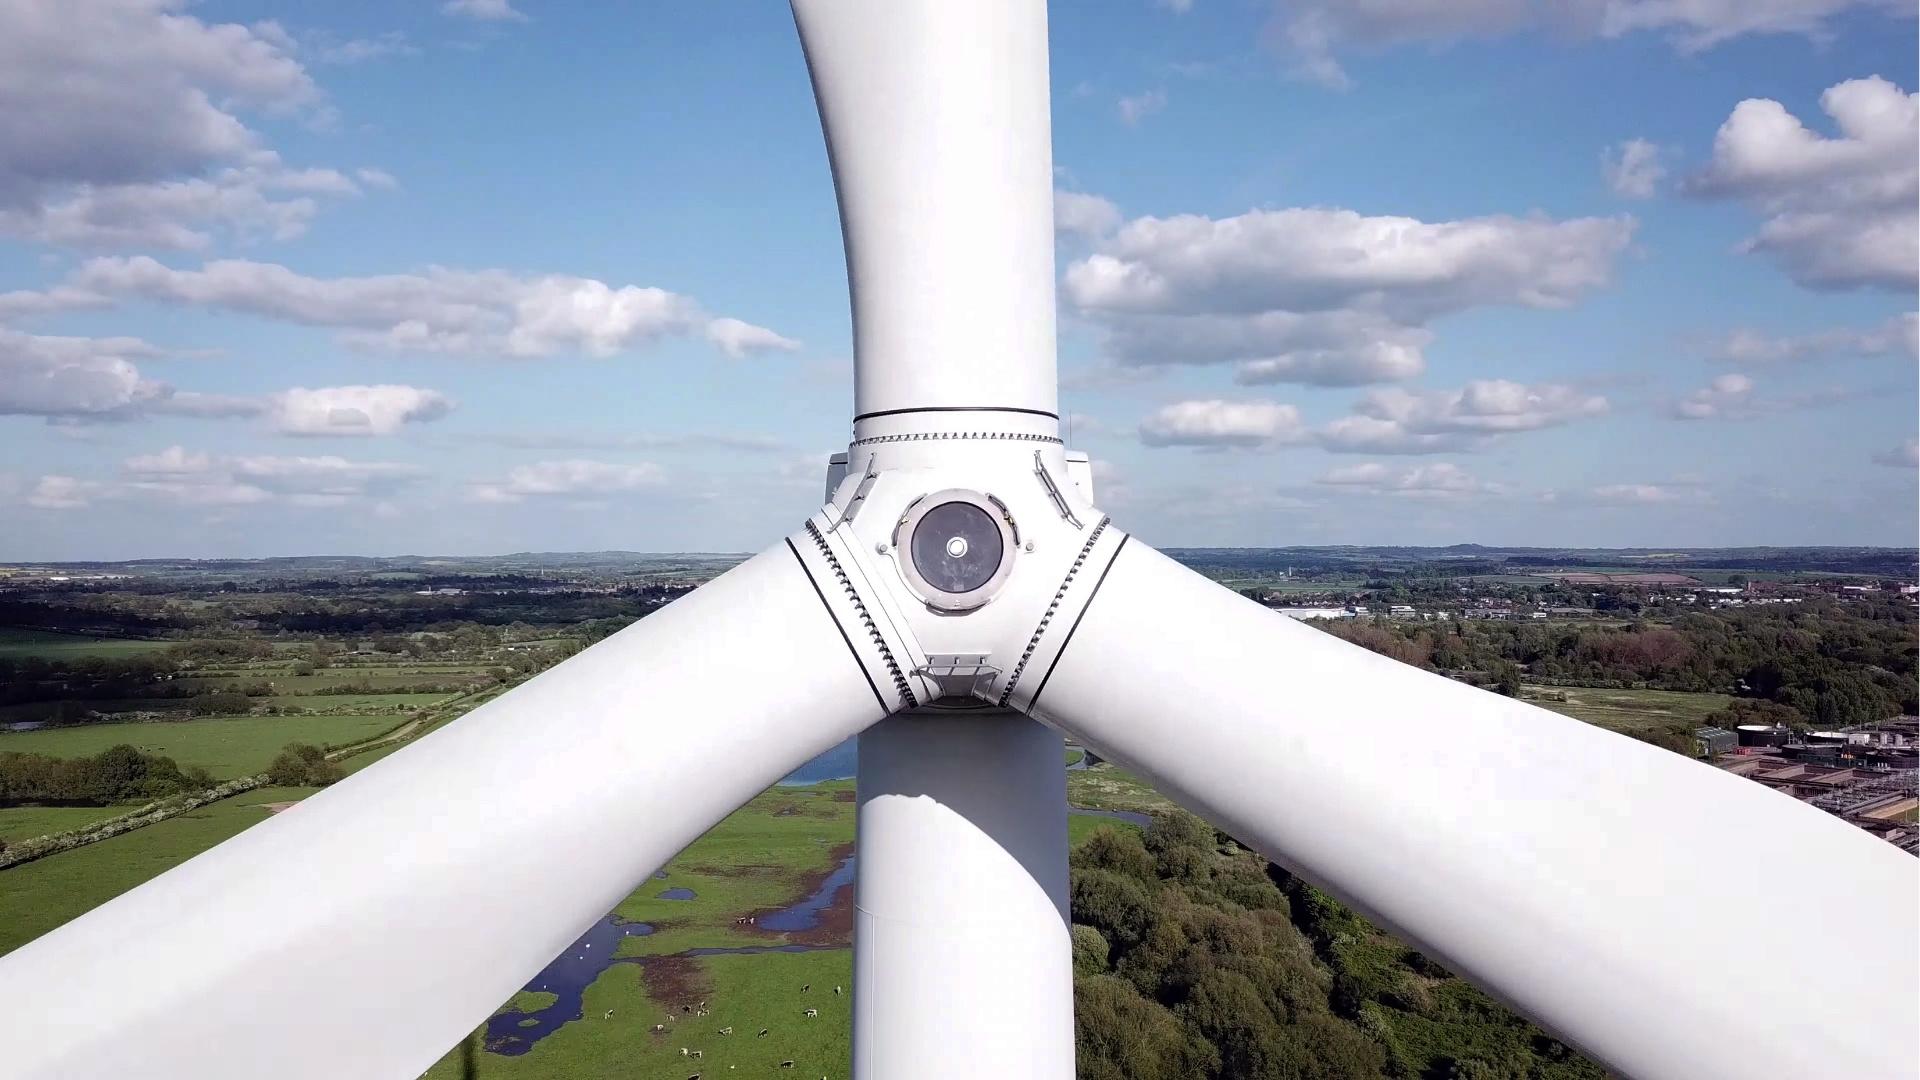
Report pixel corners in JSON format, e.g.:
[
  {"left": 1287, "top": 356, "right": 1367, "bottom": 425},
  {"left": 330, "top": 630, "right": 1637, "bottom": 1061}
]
[{"left": 1, "top": 0, "right": 1914, "bottom": 559}]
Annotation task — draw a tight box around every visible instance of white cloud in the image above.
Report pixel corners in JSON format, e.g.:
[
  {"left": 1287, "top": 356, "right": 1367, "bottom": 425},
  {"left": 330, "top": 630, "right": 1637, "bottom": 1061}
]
[
  {"left": 26, "top": 475, "right": 104, "bottom": 510},
  {"left": 1317, "top": 460, "right": 1490, "bottom": 498},
  {"left": 1064, "top": 207, "right": 1633, "bottom": 385},
  {"left": 1139, "top": 380, "right": 1609, "bottom": 455},
  {"left": 469, "top": 460, "right": 666, "bottom": 503},
  {"left": 1055, "top": 190, "right": 1123, "bottom": 239},
  {"left": 1872, "top": 438, "right": 1919, "bottom": 468},
  {"left": 1667, "top": 373, "right": 1857, "bottom": 420},
  {"left": 0, "top": 153, "right": 374, "bottom": 250},
  {"left": 705, "top": 317, "right": 801, "bottom": 359},
  {"left": 0, "top": 328, "right": 166, "bottom": 417},
  {"left": 1687, "top": 76, "right": 1917, "bottom": 291},
  {"left": 25, "top": 445, "right": 420, "bottom": 511},
  {"left": 1710, "top": 312, "right": 1916, "bottom": 365},
  {"left": 0, "top": 1, "right": 384, "bottom": 252},
  {"left": 1602, "top": 138, "right": 1665, "bottom": 198},
  {"left": 1118, "top": 89, "right": 1168, "bottom": 125},
  {"left": 0, "top": 285, "right": 110, "bottom": 322},
  {"left": 119, "top": 445, "right": 422, "bottom": 506},
  {"left": 300, "top": 31, "right": 418, "bottom": 66},
  {"left": 442, "top": 0, "right": 527, "bottom": 21},
  {"left": 69, "top": 256, "right": 784, "bottom": 360},
  {"left": 268, "top": 385, "right": 454, "bottom": 437},
  {"left": 1672, "top": 372, "right": 1756, "bottom": 419},
  {"left": 1264, "top": 0, "right": 1910, "bottom": 89},
  {"left": 1138, "top": 400, "right": 1306, "bottom": 447},
  {"left": 1320, "top": 379, "right": 1609, "bottom": 453},
  {"left": 1589, "top": 483, "right": 1687, "bottom": 504}
]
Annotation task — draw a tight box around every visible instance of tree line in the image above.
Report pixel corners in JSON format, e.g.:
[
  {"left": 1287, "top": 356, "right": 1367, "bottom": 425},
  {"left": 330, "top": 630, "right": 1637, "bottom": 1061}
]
[
  {"left": 1070, "top": 812, "right": 1601, "bottom": 1079},
  {"left": 1318, "top": 599, "right": 1917, "bottom": 730}
]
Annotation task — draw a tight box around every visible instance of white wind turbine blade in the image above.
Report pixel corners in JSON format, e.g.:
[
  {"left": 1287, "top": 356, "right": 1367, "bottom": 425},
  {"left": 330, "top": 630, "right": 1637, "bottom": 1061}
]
[
  {"left": 1020, "top": 538, "right": 1919, "bottom": 1080},
  {"left": 791, "top": 0, "right": 1060, "bottom": 427},
  {"left": 0, "top": 543, "right": 890, "bottom": 1080}
]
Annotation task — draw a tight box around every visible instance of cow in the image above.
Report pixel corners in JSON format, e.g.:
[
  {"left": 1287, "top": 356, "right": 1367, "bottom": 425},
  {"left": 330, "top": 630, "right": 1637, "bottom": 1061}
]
[{"left": 803, "top": 1009, "right": 818, "bottom": 1019}]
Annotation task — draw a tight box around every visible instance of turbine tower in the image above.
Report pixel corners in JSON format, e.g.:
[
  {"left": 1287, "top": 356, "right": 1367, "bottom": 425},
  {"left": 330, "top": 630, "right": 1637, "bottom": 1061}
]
[{"left": 1, "top": 3, "right": 1914, "bottom": 1078}]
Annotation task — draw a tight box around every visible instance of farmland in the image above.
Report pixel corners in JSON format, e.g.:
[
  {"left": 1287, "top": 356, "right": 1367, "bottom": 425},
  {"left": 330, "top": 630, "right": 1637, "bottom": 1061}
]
[
  {"left": 0, "top": 713, "right": 414, "bottom": 778},
  {"left": 1524, "top": 686, "right": 1735, "bottom": 736}
]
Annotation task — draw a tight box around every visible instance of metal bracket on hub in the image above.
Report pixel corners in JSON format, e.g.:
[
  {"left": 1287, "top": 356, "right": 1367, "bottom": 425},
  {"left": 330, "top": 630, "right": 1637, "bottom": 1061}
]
[{"left": 913, "top": 653, "right": 1001, "bottom": 700}]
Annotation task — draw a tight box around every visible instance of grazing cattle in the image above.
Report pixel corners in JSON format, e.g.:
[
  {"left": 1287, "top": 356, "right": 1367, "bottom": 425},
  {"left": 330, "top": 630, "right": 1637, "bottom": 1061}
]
[
  {"left": 690, "top": 1050, "right": 703, "bottom": 1058},
  {"left": 833, "top": 986, "right": 843, "bottom": 995},
  {"left": 758, "top": 1028, "right": 770, "bottom": 1037},
  {"left": 718, "top": 1026, "right": 733, "bottom": 1036},
  {"left": 680, "top": 1048, "right": 689, "bottom": 1057},
  {"left": 803, "top": 1008, "right": 818, "bottom": 1019},
  {"left": 801, "top": 984, "right": 810, "bottom": 993},
  {"left": 603, "top": 1009, "right": 613, "bottom": 1020},
  {"left": 778, "top": 1061, "right": 795, "bottom": 1069},
  {"left": 652, "top": 1024, "right": 667, "bottom": 1033}
]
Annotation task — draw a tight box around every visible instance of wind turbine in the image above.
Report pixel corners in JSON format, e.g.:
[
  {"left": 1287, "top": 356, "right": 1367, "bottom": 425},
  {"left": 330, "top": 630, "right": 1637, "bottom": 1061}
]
[{"left": 1, "top": 2, "right": 1913, "bottom": 1078}]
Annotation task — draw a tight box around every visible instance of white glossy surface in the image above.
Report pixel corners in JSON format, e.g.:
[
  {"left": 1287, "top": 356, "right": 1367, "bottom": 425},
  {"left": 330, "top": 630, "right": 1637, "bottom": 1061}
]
[
  {"left": 1030, "top": 539, "right": 1920, "bottom": 1080},
  {"left": 855, "top": 711, "right": 1074, "bottom": 1080},
  {"left": 0, "top": 545, "right": 888, "bottom": 1080},
  {"left": 792, "top": 0, "right": 1059, "bottom": 432}
]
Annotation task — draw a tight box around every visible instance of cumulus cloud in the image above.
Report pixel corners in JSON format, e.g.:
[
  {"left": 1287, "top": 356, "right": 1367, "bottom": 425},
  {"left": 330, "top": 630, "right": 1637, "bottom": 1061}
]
[
  {"left": 1064, "top": 207, "right": 1633, "bottom": 386},
  {"left": 26, "top": 475, "right": 105, "bottom": 510},
  {"left": 1140, "top": 380, "right": 1610, "bottom": 455},
  {"left": 0, "top": 1, "right": 381, "bottom": 251},
  {"left": 1589, "top": 483, "right": 1686, "bottom": 504},
  {"left": 27, "top": 445, "right": 422, "bottom": 511},
  {"left": 1871, "top": 438, "right": 1918, "bottom": 468},
  {"left": 1687, "top": 76, "right": 1917, "bottom": 290},
  {"left": 1319, "top": 379, "right": 1609, "bottom": 453},
  {"left": 1602, "top": 138, "right": 1665, "bottom": 198},
  {"left": 1709, "top": 312, "right": 1917, "bottom": 365},
  {"left": 469, "top": 460, "right": 666, "bottom": 503},
  {"left": 1055, "top": 190, "right": 1123, "bottom": 239},
  {"left": 1317, "top": 460, "right": 1491, "bottom": 497},
  {"left": 0, "top": 328, "right": 166, "bottom": 417},
  {"left": 66, "top": 256, "right": 788, "bottom": 360},
  {"left": 1118, "top": 89, "right": 1168, "bottom": 125},
  {"left": 268, "top": 385, "right": 454, "bottom": 436},
  {"left": 1671, "top": 373, "right": 1756, "bottom": 419},
  {"left": 1667, "top": 373, "right": 1858, "bottom": 420},
  {"left": 1265, "top": 0, "right": 1910, "bottom": 89},
  {"left": 704, "top": 317, "right": 801, "bottom": 359},
  {"left": 442, "top": 0, "right": 527, "bottom": 21},
  {"left": 1138, "top": 400, "right": 1307, "bottom": 448}
]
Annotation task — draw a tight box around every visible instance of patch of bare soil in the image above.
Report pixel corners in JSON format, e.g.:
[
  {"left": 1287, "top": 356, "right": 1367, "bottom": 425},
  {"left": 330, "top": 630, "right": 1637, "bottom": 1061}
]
[{"left": 638, "top": 954, "right": 714, "bottom": 1016}]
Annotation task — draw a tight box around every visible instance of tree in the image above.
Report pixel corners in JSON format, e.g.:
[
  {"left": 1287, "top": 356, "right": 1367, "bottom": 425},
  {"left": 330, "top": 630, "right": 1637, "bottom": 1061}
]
[
  {"left": 1075, "top": 975, "right": 1215, "bottom": 1080},
  {"left": 1070, "top": 868, "right": 1158, "bottom": 951},
  {"left": 1071, "top": 924, "right": 1110, "bottom": 978}
]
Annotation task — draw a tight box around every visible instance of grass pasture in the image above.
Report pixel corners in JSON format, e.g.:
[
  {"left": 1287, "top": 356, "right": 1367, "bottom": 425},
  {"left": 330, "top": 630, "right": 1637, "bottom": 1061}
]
[
  {"left": 0, "top": 713, "right": 409, "bottom": 777},
  {"left": 0, "top": 803, "right": 131, "bottom": 843},
  {"left": 0, "top": 629, "right": 172, "bottom": 659},
  {"left": 0, "top": 785, "right": 317, "bottom": 956},
  {"left": 1525, "top": 685, "right": 1732, "bottom": 735}
]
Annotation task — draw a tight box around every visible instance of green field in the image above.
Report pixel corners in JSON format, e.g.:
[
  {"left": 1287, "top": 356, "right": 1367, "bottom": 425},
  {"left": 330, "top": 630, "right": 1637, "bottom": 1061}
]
[
  {"left": 0, "top": 713, "right": 409, "bottom": 776},
  {"left": 0, "top": 745, "right": 1161, "bottom": 1079},
  {"left": 1524, "top": 686, "right": 1733, "bottom": 735},
  {"left": 0, "top": 629, "right": 173, "bottom": 659},
  {"left": 261, "top": 692, "right": 452, "bottom": 712},
  {"left": 0, "top": 786, "right": 316, "bottom": 955},
  {"left": 184, "top": 672, "right": 485, "bottom": 693},
  {"left": 0, "top": 803, "right": 132, "bottom": 843}
]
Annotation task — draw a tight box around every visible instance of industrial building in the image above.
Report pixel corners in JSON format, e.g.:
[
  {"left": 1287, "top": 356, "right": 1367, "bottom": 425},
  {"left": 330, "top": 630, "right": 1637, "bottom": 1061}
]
[{"left": 1708, "top": 717, "right": 1919, "bottom": 855}]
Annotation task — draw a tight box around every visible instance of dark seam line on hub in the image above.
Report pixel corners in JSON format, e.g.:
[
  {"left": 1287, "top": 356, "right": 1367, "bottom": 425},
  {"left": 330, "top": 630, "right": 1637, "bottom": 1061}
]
[
  {"left": 786, "top": 536, "right": 888, "bottom": 714},
  {"left": 1027, "top": 534, "right": 1130, "bottom": 715},
  {"left": 853, "top": 406, "right": 1060, "bottom": 422}
]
